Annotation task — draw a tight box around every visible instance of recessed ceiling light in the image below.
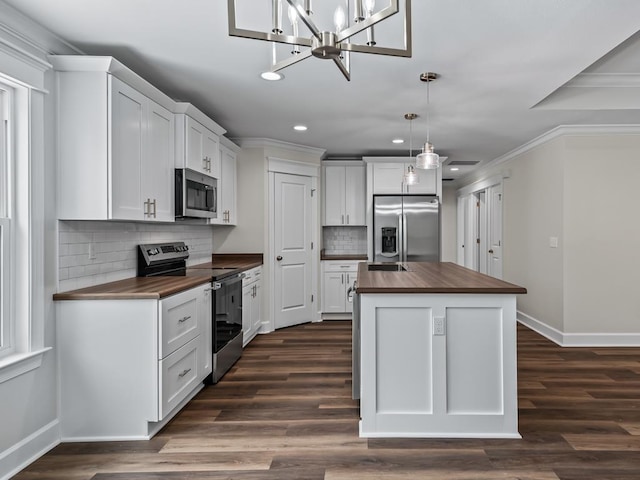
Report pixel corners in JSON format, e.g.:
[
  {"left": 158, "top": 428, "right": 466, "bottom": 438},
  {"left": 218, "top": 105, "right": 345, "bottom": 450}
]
[
  {"left": 450, "top": 167, "right": 459, "bottom": 171},
  {"left": 260, "top": 71, "right": 283, "bottom": 81},
  {"left": 392, "top": 138, "right": 405, "bottom": 144},
  {"left": 293, "top": 125, "right": 308, "bottom": 131}
]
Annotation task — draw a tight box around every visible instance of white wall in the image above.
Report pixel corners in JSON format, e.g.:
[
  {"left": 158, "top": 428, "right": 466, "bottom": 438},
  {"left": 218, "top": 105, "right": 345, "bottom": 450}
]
[
  {"left": 0, "top": 4, "right": 78, "bottom": 477},
  {"left": 563, "top": 134, "right": 640, "bottom": 334},
  {"left": 212, "top": 147, "right": 265, "bottom": 253},
  {"left": 458, "top": 129, "right": 640, "bottom": 343}
]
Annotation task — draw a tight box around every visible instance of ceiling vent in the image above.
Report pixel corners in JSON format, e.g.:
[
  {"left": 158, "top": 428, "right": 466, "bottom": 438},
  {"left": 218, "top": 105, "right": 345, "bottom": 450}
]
[
  {"left": 447, "top": 160, "right": 479, "bottom": 166},
  {"left": 442, "top": 178, "right": 455, "bottom": 182}
]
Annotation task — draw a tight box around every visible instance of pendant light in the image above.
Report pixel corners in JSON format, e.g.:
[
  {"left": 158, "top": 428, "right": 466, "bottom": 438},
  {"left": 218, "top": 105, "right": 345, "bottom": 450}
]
[
  {"left": 416, "top": 72, "right": 441, "bottom": 170},
  {"left": 403, "top": 113, "right": 419, "bottom": 185}
]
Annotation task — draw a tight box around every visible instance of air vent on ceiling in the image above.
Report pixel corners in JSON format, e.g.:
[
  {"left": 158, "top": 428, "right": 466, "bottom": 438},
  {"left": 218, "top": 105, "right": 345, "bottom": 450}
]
[
  {"left": 447, "top": 160, "right": 479, "bottom": 166},
  {"left": 442, "top": 178, "right": 455, "bottom": 182}
]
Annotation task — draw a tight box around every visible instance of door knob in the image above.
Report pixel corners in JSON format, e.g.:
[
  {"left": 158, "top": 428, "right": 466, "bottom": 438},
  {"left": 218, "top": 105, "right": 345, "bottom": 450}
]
[
  {"left": 488, "top": 249, "right": 494, "bottom": 254},
  {"left": 276, "top": 256, "right": 283, "bottom": 261}
]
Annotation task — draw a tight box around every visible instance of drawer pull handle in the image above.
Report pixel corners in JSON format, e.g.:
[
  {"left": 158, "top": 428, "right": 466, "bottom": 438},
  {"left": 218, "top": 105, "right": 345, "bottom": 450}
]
[
  {"left": 178, "top": 368, "right": 192, "bottom": 378},
  {"left": 178, "top": 316, "right": 191, "bottom": 323}
]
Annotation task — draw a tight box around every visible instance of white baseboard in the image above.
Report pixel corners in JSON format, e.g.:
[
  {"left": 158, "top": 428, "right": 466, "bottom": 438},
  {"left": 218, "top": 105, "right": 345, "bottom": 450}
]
[
  {"left": 517, "top": 311, "right": 640, "bottom": 347},
  {"left": 0, "top": 420, "right": 60, "bottom": 480},
  {"left": 517, "top": 311, "right": 564, "bottom": 345}
]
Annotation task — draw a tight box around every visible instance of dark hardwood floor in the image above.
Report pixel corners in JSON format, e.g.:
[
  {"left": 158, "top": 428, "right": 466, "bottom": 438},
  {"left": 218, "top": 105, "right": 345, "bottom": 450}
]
[{"left": 14, "top": 321, "right": 640, "bottom": 479}]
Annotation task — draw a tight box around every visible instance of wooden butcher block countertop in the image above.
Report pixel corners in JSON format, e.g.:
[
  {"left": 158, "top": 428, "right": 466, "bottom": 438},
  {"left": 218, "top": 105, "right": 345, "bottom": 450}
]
[
  {"left": 53, "top": 253, "right": 264, "bottom": 301},
  {"left": 356, "top": 262, "right": 527, "bottom": 295}
]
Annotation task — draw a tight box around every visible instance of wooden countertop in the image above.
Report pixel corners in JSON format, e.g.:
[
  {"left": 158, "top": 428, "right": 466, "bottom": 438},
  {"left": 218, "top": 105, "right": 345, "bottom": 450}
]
[
  {"left": 52, "top": 275, "right": 213, "bottom": 301},
  {"left": 53, "top": 253, "right": 264, "bottom": 301},
  {"left": 356, "top": 262, "right": 527, "bottom": 294}
]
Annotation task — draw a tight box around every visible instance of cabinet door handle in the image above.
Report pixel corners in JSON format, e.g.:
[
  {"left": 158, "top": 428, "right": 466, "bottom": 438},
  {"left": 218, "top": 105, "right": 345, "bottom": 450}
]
[
  {"left": 346, "top": 214, "right": 350, "bottom": 224},
  {"left": 276, "top": 255, "right": 283, "bottom": 261},
  {"left": 151, "top": 199, "right": 157, "bottom": 218},
  {"left": 341, "top": 214, "right": 344, "bottom": 224},
  {"left": 144, "top": 198, "right": 151, "bottom": 217},
  {"left": 178, "top": 368, "right": 192, "bottom": 378},
  {"left": 342, "top": 273, "right": 344, "bottom": 285},
  {"left": 489, "top": 249, "right": 494, "bottom": 254},
  {"left": 346, "top": 273, "right": 350, "bottom": 284},
  {"left": 178, "top": 315, "right": 191, "bottom": 323}
]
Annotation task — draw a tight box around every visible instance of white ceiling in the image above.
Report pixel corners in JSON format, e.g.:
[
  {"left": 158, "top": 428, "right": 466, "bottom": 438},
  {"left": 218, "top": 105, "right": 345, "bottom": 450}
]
[{"left": 5, "top": 0, "right": 640, "bottom": 183}]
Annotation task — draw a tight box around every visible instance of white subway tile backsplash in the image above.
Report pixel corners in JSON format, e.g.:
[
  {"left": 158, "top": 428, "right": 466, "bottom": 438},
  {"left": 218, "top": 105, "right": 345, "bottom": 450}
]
[
  {"left": 323, "top": 226, "right": 367, "bottom": 255},
  {"left": 59, "top": 220, "right": 214, "bottom": 291}
]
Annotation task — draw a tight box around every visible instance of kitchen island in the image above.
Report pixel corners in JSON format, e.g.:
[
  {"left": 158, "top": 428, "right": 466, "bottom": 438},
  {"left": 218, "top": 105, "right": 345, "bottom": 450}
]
[{"left": 355, "top": 262, "right": 526, "bottom": 438}]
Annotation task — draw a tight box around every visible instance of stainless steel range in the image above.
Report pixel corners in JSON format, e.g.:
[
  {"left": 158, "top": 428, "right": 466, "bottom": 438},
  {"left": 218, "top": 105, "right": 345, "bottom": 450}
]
[{"left": 137, "top": 241, "right": 243, "bottom": 384}]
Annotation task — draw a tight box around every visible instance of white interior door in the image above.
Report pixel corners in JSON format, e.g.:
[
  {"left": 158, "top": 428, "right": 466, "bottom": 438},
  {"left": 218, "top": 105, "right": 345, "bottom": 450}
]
[
  {"left": 274, "top": 172, "right": 313, "bottom": 329},
  {"left": 487, "top": 184, "right": 503, "bottom": 279},
  {"left": 478, "top": 191, "right": 488, "bottom": 275}
]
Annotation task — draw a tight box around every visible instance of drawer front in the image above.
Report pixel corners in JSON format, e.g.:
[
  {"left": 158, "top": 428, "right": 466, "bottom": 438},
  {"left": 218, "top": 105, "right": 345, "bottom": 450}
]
[
  {"left": 160, "top": 288, "right": 200, "bottom": 358},
  {"left": 322, "top": 261, "right": 360, "bottom": 273},
  {"left": 160, "top": 336, "right": 200, "bottom": 418},
  {"left": 242, "top": 266, "right": 262, "bottom": 286}
]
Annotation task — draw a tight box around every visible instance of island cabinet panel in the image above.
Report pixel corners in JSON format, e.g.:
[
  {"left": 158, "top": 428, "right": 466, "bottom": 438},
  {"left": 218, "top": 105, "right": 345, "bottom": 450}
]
[
  {"left": 375, "top": 307, "right": 433, "bottom": 413},
  {"left": 446, "top": 307, "right": 504, "bottom": 414},
  {"left": 359, "top": 293, "right": 519, "bottom": 438}
]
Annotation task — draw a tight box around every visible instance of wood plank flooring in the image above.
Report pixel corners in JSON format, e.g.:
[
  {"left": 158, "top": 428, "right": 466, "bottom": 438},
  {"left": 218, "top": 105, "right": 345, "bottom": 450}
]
[{"left": 14, "top": 321, "right": 640, "bottom": 479}]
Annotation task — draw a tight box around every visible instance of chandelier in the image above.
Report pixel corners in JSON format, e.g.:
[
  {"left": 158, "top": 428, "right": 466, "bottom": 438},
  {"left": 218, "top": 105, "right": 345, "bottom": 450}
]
[{"left": 227, "top": 0, "right": 412, "bottom": 81}]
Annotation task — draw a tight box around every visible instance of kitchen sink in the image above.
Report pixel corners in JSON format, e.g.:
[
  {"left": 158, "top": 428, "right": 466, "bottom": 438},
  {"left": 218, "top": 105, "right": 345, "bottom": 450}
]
[{"left": 367, "top": 263, "right": 407, "bottom": 272}]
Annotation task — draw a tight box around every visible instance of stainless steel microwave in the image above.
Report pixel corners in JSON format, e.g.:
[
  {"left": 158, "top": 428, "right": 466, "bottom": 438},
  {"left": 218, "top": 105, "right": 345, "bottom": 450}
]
[{"left": 175, "top": 168, "right": 217, "bottom": 219}]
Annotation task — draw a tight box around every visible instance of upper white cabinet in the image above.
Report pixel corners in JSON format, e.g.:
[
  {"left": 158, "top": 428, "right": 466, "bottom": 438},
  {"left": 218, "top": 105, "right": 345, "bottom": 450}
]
[
  {"left": 323, "top": 163, "right": 366, "bottom": 226},
  {"left": 370, "top": 162, "right": 442, "bottom": 196},
  {"left": 210, "top": 139, "right": 238, "bottom": 226},
  {"left": 54, "top": 56, "right": 175, "bottom": 222},
  {"left": 174, "top": 103, "right": 226, "bottom": 178}
]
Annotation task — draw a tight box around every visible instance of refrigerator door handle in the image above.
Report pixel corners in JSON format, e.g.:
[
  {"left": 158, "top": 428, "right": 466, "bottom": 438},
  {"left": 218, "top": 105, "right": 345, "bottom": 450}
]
[
  {"left": 402, "top": 214, "right": 408, "bottom": 262},
  {"left": 397, "top": 213, "right": 404, "bottom": 262}
]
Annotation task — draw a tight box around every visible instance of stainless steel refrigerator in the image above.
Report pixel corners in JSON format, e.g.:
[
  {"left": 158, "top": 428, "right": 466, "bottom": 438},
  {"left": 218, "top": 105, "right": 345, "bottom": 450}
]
[{"left": 373, "top": 195, "right": 440, "bottom": 262}]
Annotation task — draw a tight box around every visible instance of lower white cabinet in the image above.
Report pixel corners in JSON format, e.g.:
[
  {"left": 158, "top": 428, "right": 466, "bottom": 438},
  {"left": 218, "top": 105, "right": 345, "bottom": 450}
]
[
  {"left": 56, "top": 283, "right": 212, "bottom": 441},
  {"left": 242, "top": 266, "right": 262, "bottom": 346},
  {"left": 322, "top": 261, "right": 359, "bottom": 314}
]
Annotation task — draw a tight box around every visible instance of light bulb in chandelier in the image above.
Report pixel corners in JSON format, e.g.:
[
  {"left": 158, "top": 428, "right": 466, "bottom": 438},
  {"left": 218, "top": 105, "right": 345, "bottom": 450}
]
[
  {"left": 333, "top": 5, "right": 346, "bottom": 33},
  {"left": 416, "top": 142, "right": 440, "bottom": 170}
]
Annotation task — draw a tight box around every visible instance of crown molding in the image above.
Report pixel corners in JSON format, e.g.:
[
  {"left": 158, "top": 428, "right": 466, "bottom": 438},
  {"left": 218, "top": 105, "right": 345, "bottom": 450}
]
[
  {"left": 0, "top": 2, "right": 81, "bottom": 58},
  {"left": 235, "top": 137, "right": 326, "bottom": 157},
  {"left": 459, "top": 124, "right": 640, "bottom": 186}
]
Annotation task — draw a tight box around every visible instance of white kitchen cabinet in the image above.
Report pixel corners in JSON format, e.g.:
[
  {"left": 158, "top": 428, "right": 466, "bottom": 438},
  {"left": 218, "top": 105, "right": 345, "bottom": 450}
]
[
  {"left": 370, "top": 162, "right": 438, "bottom": 195},
  {"left": 323, "top": 164, "right": 366, "bottom": 226},
  {"left": 175, "top": 114, "right": 221, "bottom": 178},
  {"left": 216, "top": 144, "right": 237, "bottom": 225},
  {"left": 321, "top": 261, "right": 359, "bottom": 313},
  {"left": 242, "top": 266, "right": 262, "bottom": 346},
  {"left": 56, "top": 282, "right": 212, "bottom": 441},
  {"left": 54, "top": 57, "right": 175, "bottom": 222}
]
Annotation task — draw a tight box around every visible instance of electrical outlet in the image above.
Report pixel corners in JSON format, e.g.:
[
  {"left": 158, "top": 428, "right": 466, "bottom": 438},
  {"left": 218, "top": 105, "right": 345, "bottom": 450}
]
[
  {"left": 549, "top": 237, "right": 559, "bottom": 248},
  {"left": 433, "top": 317, "right": 445, "bottom": 336},
  {"left": 88, "top": 243, "right": 96, "bottom": 260}
]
